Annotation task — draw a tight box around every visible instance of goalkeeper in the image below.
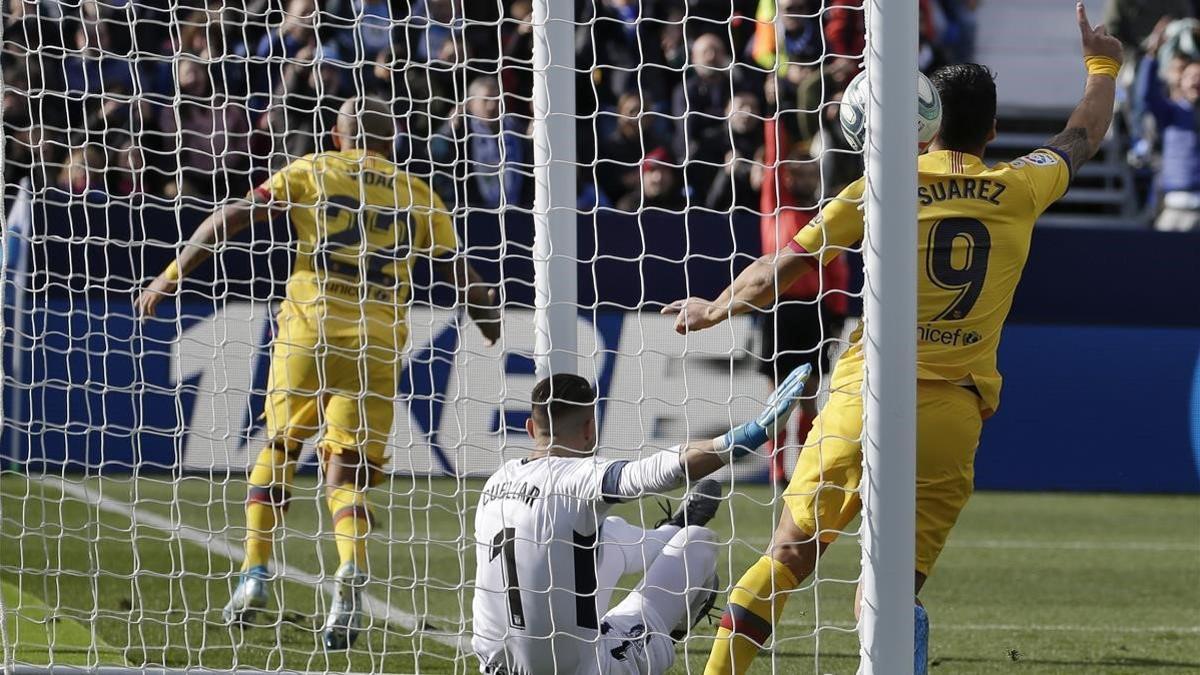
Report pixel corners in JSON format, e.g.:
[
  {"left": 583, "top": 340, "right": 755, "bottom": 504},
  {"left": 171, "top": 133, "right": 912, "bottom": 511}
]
[
  {"left": 472, "top": 365, "right": 811, "bottom": 675},
  {"left": 662, "top": 5, "right": 1122, "bottom": 674},
  {"left": 135, "top": 97, "right": 502, "bottom": 649}
]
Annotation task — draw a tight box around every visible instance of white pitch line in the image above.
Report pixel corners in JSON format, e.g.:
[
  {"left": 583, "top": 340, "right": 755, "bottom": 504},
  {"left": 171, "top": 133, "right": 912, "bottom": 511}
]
[
  {"left": 778, "top": 619, "right": 1200, "bottom": 634},
  {"left": 47, "top": 476, "right": 471, "bottom": 655}
]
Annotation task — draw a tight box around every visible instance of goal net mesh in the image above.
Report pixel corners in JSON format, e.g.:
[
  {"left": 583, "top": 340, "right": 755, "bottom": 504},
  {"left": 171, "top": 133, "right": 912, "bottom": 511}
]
[{"left": 0, "top": 0, "right": 869, "bottom": 672}]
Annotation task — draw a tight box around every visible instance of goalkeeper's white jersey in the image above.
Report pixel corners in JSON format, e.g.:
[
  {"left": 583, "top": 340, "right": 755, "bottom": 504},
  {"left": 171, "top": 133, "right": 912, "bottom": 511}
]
[{"left": 471, "top": 451, "right": 684, "bottom": 675}]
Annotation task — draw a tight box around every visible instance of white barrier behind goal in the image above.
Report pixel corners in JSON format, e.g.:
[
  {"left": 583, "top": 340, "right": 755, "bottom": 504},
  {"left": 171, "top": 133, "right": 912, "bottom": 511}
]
[{"left": 0, "top": 0, "right": 919, "bottom": 672}]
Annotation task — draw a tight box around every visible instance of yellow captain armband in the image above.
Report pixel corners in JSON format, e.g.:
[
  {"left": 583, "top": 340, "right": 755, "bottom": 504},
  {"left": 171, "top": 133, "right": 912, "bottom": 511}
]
[
  {"left": 162, "top": 260, "right": 181, "bottom": 282},
  {"left": 1084, "top": 56, "right": 1120, "bottom": 79}
]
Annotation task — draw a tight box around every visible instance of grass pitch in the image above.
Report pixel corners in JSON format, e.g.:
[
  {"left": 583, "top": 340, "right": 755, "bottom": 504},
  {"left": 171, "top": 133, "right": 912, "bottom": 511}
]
[{"left": 1, "top": 471, "right": 1197, "bottom": 674}]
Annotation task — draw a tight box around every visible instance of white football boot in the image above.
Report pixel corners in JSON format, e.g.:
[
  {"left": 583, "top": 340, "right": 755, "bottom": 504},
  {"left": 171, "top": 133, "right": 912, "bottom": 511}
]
[
  {"left": 323, "top": 562, "right": 368, "bottom": 650},
  {"left": 222, "top": 565, "right": 271, "bottom": 625}
]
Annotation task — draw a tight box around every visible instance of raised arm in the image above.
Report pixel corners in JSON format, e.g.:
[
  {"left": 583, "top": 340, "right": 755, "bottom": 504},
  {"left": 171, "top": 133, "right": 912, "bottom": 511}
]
[
  {"left": 134, "top": 190, "right": 271, "bottom": 318},
  {"left": 1134, "top": 18, "right": 1176, "bottom": 123},
  {"left": 1043, "top": 3, "right": 1124, "bottom": 175},
  {"left": 1134, "top": 54, "right": 1172, "bottom": 121}
]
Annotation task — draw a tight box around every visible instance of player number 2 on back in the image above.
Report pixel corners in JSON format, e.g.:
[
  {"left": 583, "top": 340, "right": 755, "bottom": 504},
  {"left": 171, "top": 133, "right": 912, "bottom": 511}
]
[
  {"left": 925, "top": 217, "right": 992, "bottom": 321},
  {"left": 317, "top": 196, "right": 407, "bottom": 286}
]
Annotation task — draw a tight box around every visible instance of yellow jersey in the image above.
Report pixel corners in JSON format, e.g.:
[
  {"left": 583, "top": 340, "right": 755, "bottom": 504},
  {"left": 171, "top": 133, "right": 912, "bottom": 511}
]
[
  {"left": 792, "top": 148, "right": 1072, "bottom": 414},
  {"left": 256, "top": 149, "right": 458, "bottom": 345}
]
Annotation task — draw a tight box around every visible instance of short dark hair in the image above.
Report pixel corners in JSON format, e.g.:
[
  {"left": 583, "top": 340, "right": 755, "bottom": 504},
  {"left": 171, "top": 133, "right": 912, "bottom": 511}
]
[
  {"left": 929, "top": 64, "right": 997, "bottom": 152},
  {"left": 530, "top": 374, "right": 596, "bottom": 433}
]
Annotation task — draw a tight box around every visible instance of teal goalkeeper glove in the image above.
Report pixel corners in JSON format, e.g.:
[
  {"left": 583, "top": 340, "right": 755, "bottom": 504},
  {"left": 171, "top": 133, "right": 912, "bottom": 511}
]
[{"left": 717, "top": 364, "right": 812, "bottom": 460}]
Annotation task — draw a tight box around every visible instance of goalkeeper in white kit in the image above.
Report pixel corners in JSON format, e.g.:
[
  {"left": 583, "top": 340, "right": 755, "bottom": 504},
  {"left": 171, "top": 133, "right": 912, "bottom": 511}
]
[{"left": 472, "top": 365, "right": 811, "bottom": 675}]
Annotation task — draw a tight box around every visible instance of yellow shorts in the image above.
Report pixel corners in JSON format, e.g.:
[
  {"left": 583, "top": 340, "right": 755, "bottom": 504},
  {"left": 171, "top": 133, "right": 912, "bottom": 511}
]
[
  {"left": 262, "top": 309, "right": 401, "bottom": 469},
  {"left": 782, "top": 379, "right": 981, "bottom": 576}
]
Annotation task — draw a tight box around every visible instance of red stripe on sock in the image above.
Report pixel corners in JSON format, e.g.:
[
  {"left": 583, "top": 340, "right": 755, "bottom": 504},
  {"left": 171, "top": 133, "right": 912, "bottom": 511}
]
[
  {"left": 248, "top": 486, "right": 290, "bottom": 509},
  {"left": 719, "top": 604, "right": 774, "bottom": 646},
  {"left": 332, "top": 505, "right": 373, "bottom": 528}
]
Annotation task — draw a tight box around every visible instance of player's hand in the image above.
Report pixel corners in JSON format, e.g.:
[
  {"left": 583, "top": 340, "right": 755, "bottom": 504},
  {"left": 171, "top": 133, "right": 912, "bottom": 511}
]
[
  {"left": 722, "top": 363, "right": 812, "bottom": 459},
  {"left": 134, "top": 274, "right": 178, "bottom": 320},
  {"left": 660, "top": 297, "right": 722, "bottom": 335},
  {"left": 468, "top": 286, "right": 502, "bottom": 347},
  {"left": 1076, "top": 2, "right": 1123, "bottom": 64}
]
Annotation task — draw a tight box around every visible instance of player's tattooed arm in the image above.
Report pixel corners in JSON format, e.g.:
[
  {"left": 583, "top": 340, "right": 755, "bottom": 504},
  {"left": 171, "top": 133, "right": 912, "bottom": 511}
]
[
  {"left": 1047, "top": 3, "right": 1123, "bottom": 174},
  {"left": 1043, "top": 127, "right": 1091, "bottom": 175}
]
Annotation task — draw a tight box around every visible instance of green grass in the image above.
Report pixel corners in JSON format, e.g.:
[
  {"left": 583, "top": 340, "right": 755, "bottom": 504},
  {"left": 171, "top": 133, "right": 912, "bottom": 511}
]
[
  {"left": 1, "top": 472, "right": 1197, "bottom": 674},
  {"left": 2, "top": 576, "right": 122, "bottom": 666}
]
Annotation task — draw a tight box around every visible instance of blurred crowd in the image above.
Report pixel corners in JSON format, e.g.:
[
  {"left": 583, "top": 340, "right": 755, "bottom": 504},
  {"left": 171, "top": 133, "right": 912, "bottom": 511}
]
[
  {"left": 1106, "top": 0, "right": 1200, "bottom": 232},
  {"left": 0, "top": 0, "right": 979, "bottom": 215}
]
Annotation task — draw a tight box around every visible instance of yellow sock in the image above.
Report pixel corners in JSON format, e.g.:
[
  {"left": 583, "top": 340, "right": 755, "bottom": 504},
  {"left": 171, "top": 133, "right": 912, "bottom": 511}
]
[
  {"left": 242, "top": 446, "right": 296, "bottom": 571},
  {"left": 705, "top": 556, "right": 800, "bottom": 675},
  {"left": 327, "top": 485, "right": 371, "bottom": 570}
]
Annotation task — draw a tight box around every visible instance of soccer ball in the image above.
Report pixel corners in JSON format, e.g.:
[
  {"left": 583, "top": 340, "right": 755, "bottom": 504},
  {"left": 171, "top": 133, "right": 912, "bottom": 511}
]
[{"left": 839, "top": 70, "right": 942, "bottom": 152}]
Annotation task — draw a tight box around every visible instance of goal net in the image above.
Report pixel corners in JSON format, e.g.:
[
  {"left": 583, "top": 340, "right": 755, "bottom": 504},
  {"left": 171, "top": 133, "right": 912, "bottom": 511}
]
[{"left": 0, "top": 0, "right": 876, "bottom": 672}]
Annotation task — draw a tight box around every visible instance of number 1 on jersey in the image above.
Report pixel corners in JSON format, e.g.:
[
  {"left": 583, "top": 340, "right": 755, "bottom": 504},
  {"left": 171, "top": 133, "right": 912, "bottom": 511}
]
[{"left": 490, "top": 528, "right": 526, "bottom": 629}]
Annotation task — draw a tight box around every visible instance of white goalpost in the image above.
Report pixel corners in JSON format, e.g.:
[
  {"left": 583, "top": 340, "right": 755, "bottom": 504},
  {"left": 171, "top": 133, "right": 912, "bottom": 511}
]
[
  {"left": 0, "top": 0, "right": 918, "bottom": 673},
  {"left": 530, "top": 0, "right": 578, "bottom": 379},
  {"left": 859, "top": 0, "right": 918, "bottom": 672}
]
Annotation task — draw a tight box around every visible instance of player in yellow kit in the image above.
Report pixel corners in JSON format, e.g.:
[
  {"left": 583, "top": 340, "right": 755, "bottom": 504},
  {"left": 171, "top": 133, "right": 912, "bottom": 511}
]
[
  {"left": 662, "top": 5, "right": 1122, "bottom": 673},
  {"left": 135, "top": 98, "right": 502, "bottom": 649}
]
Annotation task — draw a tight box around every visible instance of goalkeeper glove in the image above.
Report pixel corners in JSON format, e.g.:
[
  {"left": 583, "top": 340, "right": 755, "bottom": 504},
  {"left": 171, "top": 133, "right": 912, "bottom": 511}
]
[{"left": 715, "top": 363, "right": 812, "bottom": 461}]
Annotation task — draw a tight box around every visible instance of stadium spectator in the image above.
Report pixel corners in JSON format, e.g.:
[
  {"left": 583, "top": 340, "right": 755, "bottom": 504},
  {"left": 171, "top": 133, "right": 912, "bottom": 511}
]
[
  {"left": 615, "top": 147, "right": 687, "bottom": 212},
  {"left": 169, "top": 3, "right": 256, "bottom": 100},
  {"left": 752, "top": 0, "right": 861, "bottom": 145},
  {"left": 431, "top": 75, "right": 530, "bottom": 211},
  {"left": 580, "top": 0, "right": 666, "bottom": 107},
  {"left": 157, "top": 57, "right": 252, "bottom": 200},
  {"left": 246, "top": 0, "right": 338, "bottom": 117},
  {"left": 1107, "top": 7, "right": 1189, "bottom": 172},
  {"left": 934, "top": 0, "right": 980, "bottom": 64},
  {"left": 1104, "top": 0, "right": 1194, "bottom": 65},
  {"left": 61, "top": 18, "right": 134, "bottom": 96},
  {"left": 0, "top": 0, "right": 976, "bottom": 212},
  {"left": 411, "top": 0, "right": 465, "bottom": 65},
  {"left": 59, "top": 15, "right": 137, "bottom": 141},
  {"left": 704, "top": 92, "right": 765, "bottom": 211},
  {"left": 326, "top": 0, "right": 397, "bottom": 63},
  {"left": 672, "top": 33, "right": 758, "bottom": 194},
  {"left": 107, "top": 137, "right": 158, "bottom": 198},
  {"left": 57, "top": 145, "right": 108, "bottom": 201},
  {"left": 596, "top": 92, "right": 672, "bottom": 207},
  {"left": 658, "top": 8, "right": 687, "bottom": 72},
  {"left": 1138, "top": 22, "right": 1200, "bottom": 232},
  {"left": 257, "top": 48, "right": 357, "bottom": 171},
  {"left": 499, "top": 0, "right": 534, "bottom": 119}
]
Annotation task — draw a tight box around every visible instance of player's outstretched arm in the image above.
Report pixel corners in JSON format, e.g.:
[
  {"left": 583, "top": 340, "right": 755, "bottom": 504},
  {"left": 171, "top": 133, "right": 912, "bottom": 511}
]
[
  {"left": 134, "top": 190, "right": 269, "bottom": 319},
  {"left": 660, "top": 250, "right": 813, "bottom": 335},
  {"left": 435, "top": 258, "right": 502, "bottom": 346},
  {"left": 1044, "top": 3, "right": 1124, "bottom": 174},
  {"left": 598, "top": 364, "right": 812, "bottom": 504}
]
